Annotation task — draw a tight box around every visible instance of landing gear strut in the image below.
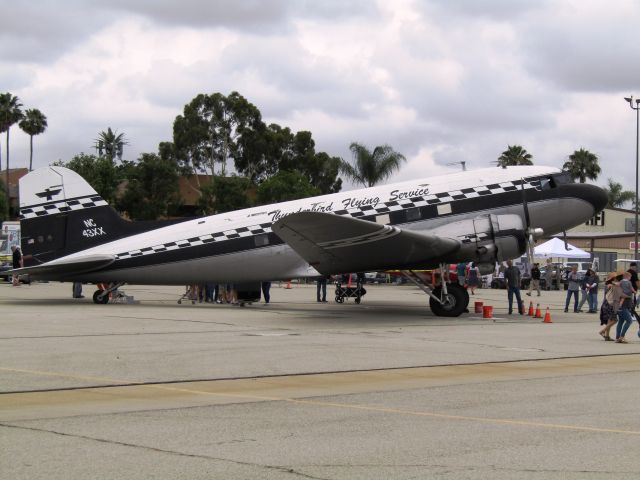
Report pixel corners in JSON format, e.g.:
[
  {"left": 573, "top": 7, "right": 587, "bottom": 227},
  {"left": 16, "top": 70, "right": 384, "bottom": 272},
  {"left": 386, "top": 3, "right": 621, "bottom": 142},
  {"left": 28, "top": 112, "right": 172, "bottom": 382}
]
[{"left": 401, "top": 267, "right": 469, "bottom": 317}]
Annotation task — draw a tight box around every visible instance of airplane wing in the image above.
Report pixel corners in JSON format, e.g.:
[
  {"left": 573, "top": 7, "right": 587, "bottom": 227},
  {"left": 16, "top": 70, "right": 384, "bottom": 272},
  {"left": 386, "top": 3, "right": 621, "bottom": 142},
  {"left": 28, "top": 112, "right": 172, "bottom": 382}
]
[
  {"left": 272, "top": 212, "right": 460, "bottom": 274},
  {"left": 10, "top": 254, "right": 115, "bottom": 279}
]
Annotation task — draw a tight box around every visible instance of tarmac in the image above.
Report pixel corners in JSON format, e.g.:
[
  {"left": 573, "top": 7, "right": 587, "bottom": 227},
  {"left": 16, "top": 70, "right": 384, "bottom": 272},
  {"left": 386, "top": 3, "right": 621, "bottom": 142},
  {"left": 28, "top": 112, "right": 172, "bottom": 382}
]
[{"left": 1, "top": 280, "right": 639, "bottom": 479}]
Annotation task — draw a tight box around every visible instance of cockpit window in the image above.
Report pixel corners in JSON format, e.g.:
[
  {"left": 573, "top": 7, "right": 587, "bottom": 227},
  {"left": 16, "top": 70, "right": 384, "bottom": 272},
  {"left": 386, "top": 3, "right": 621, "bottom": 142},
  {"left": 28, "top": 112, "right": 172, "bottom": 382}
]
[{"left": 550, "top": 172, "right": 572, "bottom": 186}]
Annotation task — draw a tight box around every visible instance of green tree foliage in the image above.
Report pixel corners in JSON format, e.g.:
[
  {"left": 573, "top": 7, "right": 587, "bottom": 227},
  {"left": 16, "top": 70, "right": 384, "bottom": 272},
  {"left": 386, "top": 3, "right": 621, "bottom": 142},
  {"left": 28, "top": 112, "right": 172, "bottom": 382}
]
[
  {"left": 54, "top": 153, "right": 121, "bottom": 204},
  {"left": 496, "top": 145, "right": 533, "bottom": 167},
  {"left": 117, "top": 153, "right": 181, "bottom": 220},
  {"left": 0, "top": 179, "right": 8, "bottom": 222},
  {"left": 603, "top": 178, "right": 635, "bottom": 208},
  {"left": 339, "top": 142, "right": 406, "bottom": 187},
  {"left": 237, "top": 125, "right": 342, "bottom": 194},
  {"left": 173, "top": 91, "right": 262, "bottom": 177},
  {"left": 197, "top": 175, "right": 252, "bottom": 215},
  {"left": 94, "top": 127, "right": 128, "bottom": 163},
  {"left": 19, "top": 108, "right": 48, "bottom": 171},
  {"left": 562, "top": 148, "right": 601, "bottom": 183},
  {"left": 256, "top": 171, "right": 321, "bottom": 205},
  {"left": 0, "top": 92, "right": 23, "bottom": 188}
]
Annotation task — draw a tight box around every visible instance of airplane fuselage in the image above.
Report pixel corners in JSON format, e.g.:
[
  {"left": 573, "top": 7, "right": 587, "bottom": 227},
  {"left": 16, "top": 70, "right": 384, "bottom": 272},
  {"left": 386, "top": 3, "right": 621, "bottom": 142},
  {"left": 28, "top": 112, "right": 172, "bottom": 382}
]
[{"left": 20, "top": 166, "right": 605, "bottom": 284}]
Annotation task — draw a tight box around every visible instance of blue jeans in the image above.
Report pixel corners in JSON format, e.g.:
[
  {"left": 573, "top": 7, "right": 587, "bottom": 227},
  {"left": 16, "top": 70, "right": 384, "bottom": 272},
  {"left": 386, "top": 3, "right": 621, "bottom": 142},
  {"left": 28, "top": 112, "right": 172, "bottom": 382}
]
[
  {"left": 565, "top": 290, "right": 579, "bottom": 312},
  {"left": 587, "top": 291, "right": 598, "bottom": 312},
  {"left": 616, "top": 307, "right": 633, "bottom": 339},
  {"left": 508, "top": 286, "right": 522, "bottom": 313}
]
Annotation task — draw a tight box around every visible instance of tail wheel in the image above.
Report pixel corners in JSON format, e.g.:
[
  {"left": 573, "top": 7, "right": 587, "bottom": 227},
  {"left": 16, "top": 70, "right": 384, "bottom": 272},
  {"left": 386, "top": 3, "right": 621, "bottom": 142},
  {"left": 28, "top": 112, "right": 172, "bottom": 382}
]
[
  {"left": 429, "top": 283, "right": 467, "bottom": 317},
  {"left": 93, "top": 289, "right": 109, "bottom": 304}
]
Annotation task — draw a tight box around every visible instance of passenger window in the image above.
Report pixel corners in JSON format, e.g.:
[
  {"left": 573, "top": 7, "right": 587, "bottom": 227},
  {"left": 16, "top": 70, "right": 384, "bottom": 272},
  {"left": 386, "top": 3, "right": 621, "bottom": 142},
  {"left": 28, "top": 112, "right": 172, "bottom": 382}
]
[
  {"left": 406, "top": 208, "right": 421, "bottom": 221},
  {"left": 254, "top": 234, "right": 269, "bottom": 247}
]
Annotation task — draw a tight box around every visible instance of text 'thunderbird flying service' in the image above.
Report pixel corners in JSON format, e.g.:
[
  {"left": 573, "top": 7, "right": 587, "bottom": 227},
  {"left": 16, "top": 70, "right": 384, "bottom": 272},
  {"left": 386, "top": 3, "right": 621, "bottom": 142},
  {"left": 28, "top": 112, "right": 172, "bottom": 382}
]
[{"left": 12, "top": 165, "right": 607, "bottom": 316}]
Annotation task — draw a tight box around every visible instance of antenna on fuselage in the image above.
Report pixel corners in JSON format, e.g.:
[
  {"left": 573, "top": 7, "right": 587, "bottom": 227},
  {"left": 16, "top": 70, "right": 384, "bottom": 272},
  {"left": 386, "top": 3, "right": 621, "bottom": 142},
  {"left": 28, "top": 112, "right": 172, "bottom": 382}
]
[{"left": 446, "top": 161, "right": 466, "bottom": 171}]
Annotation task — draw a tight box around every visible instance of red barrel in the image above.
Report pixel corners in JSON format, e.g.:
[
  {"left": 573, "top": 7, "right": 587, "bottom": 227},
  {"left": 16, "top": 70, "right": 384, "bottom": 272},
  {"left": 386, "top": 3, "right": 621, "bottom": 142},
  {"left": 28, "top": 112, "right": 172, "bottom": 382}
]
[
  {"left": 482, "top": 306, "right": 493, "bottom": 319},
  {"left": 474, "top": 301, "right": 483, "bottom": 314}
]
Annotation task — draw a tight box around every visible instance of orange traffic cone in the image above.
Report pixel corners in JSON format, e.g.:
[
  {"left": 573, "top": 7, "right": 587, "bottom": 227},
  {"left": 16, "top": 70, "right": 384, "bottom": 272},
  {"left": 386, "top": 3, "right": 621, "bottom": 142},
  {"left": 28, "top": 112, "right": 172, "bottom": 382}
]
[
  {"left": 285, "top": 280, "right": 292, "bottom": 289},
  {"left": 534, "top": 304, "right": 542, "bottom": 318},
  {"left": 543, "top": 307, "right": 552, "bottom": 323},
  {"left": 528, "top": 301, "right": 534, "bottom": 316}
]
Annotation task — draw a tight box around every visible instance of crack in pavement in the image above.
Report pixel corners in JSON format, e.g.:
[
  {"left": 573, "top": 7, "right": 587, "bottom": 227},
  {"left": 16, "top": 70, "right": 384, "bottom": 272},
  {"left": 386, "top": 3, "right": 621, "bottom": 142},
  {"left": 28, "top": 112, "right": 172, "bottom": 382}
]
[{"left": 0, "top": 422, "right": 330, "bottom": 480}]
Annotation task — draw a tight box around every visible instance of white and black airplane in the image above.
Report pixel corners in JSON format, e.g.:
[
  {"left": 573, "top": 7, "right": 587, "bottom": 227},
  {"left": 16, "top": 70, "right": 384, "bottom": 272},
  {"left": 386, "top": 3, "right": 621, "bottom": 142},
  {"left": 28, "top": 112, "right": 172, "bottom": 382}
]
[{"left": 12, "top": 165, "right": 607, "bottom": 316}]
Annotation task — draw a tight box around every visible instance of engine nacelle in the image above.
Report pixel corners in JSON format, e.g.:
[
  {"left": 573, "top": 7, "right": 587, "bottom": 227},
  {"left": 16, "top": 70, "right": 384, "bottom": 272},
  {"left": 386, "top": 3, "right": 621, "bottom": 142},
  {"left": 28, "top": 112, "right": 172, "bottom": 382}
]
[{"left": 433, "top": 214, "right": 527, "bottom": 266}]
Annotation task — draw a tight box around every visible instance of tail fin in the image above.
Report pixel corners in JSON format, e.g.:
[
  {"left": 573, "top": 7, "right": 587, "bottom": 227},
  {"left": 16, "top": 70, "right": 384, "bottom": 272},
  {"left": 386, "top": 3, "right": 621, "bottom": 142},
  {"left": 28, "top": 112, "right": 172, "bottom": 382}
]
[{"left": 19, "top": 166, "right": 150, "bottom": 265}]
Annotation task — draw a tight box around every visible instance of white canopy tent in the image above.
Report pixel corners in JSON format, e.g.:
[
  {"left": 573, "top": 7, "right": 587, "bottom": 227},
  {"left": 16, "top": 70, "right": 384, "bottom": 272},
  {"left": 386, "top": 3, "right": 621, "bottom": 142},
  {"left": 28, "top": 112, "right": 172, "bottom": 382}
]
[{"left": 533, "top": 237, "right": 591, "bottom": 259}]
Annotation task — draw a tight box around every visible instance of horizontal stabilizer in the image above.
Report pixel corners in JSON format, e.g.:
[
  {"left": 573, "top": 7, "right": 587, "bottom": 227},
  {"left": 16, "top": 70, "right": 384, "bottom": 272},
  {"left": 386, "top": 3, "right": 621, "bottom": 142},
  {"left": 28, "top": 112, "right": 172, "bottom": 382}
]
[
  {"left": 10, "top": 254, "right": 115, "bottom": 279},
  {"left": 273, "top": 212, "right": 460, "bottom": 274}
]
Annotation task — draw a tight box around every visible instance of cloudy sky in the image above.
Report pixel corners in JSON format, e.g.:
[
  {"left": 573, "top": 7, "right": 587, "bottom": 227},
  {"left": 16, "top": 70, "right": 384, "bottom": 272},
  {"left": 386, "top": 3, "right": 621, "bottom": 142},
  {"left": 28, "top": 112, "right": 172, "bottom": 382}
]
[{"left": 2, "top": 0, "right": 640, "bottom": 191}]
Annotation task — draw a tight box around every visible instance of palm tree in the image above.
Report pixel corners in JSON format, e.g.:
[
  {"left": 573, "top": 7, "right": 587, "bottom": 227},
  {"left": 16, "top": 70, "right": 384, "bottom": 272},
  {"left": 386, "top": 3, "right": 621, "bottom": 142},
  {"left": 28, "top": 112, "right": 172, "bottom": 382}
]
[
  {"left": 495, "top": 145, "right": 533, "bottom": 167},
  {"left": 562, "top": 148, "right": 601, "bottom": 183},
  {"left": 603, "top": 178, "right": 635, "bottom": 208},
  {"left": 94, "top": 127, "right": 128, "bottom": 162},
  {"left": 19, "top": 108, "right": 48, "bottom": 171},
  {"left": 339, "top": 142, "right": 406, "bottom": 187},
  {"left": 0, "top": 92, "right": 24, "bottom": 188}
]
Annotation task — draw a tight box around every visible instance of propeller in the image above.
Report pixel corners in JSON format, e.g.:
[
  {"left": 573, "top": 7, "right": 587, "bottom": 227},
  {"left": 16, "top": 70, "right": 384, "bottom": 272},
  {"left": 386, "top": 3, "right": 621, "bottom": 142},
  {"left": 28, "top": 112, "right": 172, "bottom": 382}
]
[{"left": 520, "top": 179, "right": 544, "bottom": 270}]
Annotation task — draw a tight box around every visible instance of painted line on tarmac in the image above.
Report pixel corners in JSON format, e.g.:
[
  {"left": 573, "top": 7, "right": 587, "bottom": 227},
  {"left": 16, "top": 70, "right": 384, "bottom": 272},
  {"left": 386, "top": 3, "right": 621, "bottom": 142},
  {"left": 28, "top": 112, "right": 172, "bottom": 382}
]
[{"left": 2, "top": 358, "right": 640, "bottom": 436}]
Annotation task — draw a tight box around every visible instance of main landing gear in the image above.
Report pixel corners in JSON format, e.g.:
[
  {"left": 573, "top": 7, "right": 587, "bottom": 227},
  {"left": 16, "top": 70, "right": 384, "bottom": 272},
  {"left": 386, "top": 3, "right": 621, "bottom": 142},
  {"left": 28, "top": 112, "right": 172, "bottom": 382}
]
[{"left": 400, "top": 267, "right": 469, "bottom": 317}]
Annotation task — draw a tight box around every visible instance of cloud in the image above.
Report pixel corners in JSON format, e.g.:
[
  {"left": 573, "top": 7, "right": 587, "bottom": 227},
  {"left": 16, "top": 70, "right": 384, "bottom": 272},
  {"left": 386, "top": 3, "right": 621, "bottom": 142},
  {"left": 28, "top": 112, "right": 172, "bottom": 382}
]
[{"left": 2, "top": 0, "right": 640, "bottom": 196}]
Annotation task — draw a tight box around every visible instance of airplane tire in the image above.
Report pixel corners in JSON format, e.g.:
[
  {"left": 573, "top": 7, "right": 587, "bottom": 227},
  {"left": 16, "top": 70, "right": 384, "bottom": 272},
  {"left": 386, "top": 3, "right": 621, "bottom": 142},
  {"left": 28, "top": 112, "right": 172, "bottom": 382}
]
[
  {"left": 430, "top": 284, "right": 467, "bottom": 317},
  {"left": 93, "top": 289, "right": 109, "bottom": 304}
]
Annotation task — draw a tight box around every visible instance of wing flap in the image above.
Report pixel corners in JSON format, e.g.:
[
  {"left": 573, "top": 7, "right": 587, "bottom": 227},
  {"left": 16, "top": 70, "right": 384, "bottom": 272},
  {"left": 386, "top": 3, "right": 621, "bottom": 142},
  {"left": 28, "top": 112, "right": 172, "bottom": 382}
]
[
  {"left": 273, "top": 212, "right": 460, "bottom": 274},
  {"left": 10, "top": 254, "right": 115, "bottom": 279}
]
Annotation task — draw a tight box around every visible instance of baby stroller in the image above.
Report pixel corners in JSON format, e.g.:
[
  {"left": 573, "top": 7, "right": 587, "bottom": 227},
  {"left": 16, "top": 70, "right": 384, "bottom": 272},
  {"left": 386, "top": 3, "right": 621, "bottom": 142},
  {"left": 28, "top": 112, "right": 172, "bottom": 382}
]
[{"left": 334, "top": 274, "right": 367, "bottom": 304}]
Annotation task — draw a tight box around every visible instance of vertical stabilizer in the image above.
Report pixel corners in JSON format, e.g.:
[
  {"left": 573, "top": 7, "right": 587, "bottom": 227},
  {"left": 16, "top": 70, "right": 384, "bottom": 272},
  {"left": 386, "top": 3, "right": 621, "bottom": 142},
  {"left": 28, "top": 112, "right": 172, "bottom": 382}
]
[{"left": 20, "top": 166, "right": 122, "bottom": 265}]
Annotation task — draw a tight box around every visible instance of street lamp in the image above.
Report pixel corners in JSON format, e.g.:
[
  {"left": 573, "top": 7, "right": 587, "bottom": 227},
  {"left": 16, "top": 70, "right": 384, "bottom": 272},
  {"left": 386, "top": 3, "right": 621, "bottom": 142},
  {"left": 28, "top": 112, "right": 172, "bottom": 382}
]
[{"left": 625, "top": 95, "right": 640, "bottom": 259}]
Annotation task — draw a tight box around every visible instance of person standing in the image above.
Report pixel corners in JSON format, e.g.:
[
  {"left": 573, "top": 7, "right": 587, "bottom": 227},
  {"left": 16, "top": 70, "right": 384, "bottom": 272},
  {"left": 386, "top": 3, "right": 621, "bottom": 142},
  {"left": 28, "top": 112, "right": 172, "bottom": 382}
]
[
  {"left": 616, "top": 271, "right": 634, "bottom": 343},
  {"left": 72, "top": 282, "right": 84, "bottom": 298},
  {"left": 466, "top": 262, "right": 480, "bottom": 295},
  {"left": 584, "top": 269, "right": 599, "bottom": 313},
  {"left": 456, "top": 262, "right": 466, "bottom": 287},
  {"left": 599, "top": 272, "right": 620, "bottom": 341},
  {"left": 627, "top": 262, "right": 639, "bottom": 305},
  {"left": 577, "top": 273, "right": 589, "bottom": 312},
  {"left": 545, "top": 258, "right": 554, "bottom": 290},
  {"left": 504, "top": 260, "right": 523, "bottom": 315},
  {"left": 316, "top": 275, "right": 329, "bottom": 302},
  {"left": 527, "top": 263, "right": 541, "bottom": 297},
  {"left": 11, "top": 245, "right": 23, "bottom": 286},
  {"left": 564, "top": 265, "right": 580, "bottom": 313},
  {"left": 261, "top": 281, "right": 271, "bottom": 304}
]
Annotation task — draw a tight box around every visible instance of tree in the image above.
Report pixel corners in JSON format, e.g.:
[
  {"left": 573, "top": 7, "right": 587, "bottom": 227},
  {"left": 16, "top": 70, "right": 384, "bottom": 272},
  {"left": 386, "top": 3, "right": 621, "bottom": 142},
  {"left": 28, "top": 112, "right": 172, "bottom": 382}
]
[
  {"left": 19, "top": 108, "right": 48, "bottom": 171},
  {"left": 53, "top": 153, "right": 121, "bottom": 204},
  {"left": 562, "top": 148, "right": 601, "bottom": 183},
  {"left": 197, "top": 175, "right": 252, "bottom": 215},
  {"left": 339, "top": 142, "right": 406, "bottom": 187},
  {"left": 0, "top": 92, "right": 23, "bottom": 189},
  {"left": 235, "top": 124, "right": 342, "bottom": 193},
  {"left": 496, "top": 145, "right": 533, "bottom": 167},
  {"left": 0, "top": 179, "right": 8, "bottom": 222},
  {"left": 256, "top": 170, "right": 320, "bottom": 205},
  {"left": 117, "top": 153, "right": 181, "bottom": 220},
  {"left": 94, "top": 127, "right": 128, "bottom": 163},
  {"left": 603, "top": 178, "right": 635, "bottom": 208},
  {"left": 173, "top": 92, "right": 262, "bottom": 178}
]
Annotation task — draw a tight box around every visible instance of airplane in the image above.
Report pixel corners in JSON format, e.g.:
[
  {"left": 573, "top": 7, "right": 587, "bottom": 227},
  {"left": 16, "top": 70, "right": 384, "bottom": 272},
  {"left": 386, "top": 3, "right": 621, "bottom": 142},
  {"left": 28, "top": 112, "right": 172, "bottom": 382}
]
[{"left": 11, "top": 164, "right": 607, "bottom": 316}]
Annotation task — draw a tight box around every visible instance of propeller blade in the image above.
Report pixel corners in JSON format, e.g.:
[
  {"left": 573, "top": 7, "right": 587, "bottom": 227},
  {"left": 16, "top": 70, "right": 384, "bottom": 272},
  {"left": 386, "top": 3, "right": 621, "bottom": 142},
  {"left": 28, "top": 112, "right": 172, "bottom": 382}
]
[{"left": 520, "top": 178, "right": 531, "bottom": 231}]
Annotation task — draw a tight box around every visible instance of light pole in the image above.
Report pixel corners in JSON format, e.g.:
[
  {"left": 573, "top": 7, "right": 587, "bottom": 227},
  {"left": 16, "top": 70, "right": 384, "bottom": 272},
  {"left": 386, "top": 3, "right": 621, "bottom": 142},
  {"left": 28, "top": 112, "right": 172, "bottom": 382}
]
[
  {"left": 625, "top": 96, "right": 640, "bottom": 258},
  {"left": 624, "top": 95, "right": 640, "bottom": 260}
]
